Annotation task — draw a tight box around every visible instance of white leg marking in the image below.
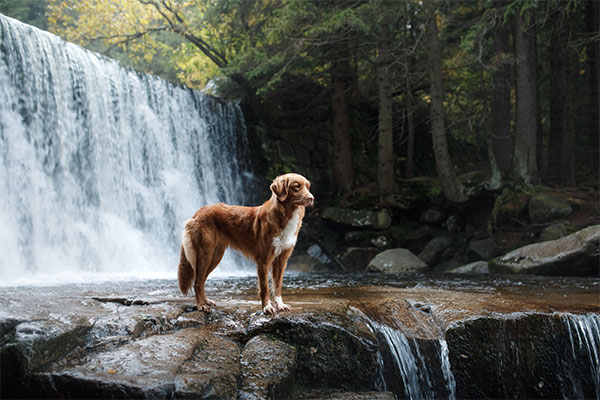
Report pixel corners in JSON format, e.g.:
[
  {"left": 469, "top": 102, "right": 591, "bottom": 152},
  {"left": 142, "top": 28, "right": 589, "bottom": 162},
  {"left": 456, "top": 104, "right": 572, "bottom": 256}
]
[
  {"left": 274, "top": 296, "right": 291, "bottom": 312},
  {"left": 263, "top": 300, "right": 276, "bottom": 315}
]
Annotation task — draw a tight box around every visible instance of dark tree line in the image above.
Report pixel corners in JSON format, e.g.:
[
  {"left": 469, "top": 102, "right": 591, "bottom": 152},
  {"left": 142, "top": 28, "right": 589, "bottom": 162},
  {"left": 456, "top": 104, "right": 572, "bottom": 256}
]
[{"left": 3, "top": 0, "right": 599, "bottom": 201}]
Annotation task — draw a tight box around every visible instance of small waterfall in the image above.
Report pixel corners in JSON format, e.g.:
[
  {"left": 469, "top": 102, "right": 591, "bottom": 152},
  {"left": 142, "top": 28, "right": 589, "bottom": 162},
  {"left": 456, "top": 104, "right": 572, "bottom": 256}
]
[
  {"left": 563, "top": 313, "right": 600, "bottom": 398},
  {"left": 373, "top": 322, "right": 456, "bottom": 400},
  {"left": 0, "top": 13, "right": 252, "bottom": 285}
]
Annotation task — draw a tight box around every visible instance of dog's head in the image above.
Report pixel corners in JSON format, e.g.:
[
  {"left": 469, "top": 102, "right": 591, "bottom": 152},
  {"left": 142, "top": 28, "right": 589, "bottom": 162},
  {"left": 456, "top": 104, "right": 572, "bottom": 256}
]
[{"left": 270, "top": 173, "right": 314, "bottom": 207}]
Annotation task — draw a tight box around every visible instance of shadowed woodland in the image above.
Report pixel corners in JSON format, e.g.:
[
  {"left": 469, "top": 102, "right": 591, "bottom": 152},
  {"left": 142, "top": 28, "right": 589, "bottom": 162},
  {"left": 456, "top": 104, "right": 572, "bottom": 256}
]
[{"left": 1, "top": 0, "right": 599, "bottom": 247}]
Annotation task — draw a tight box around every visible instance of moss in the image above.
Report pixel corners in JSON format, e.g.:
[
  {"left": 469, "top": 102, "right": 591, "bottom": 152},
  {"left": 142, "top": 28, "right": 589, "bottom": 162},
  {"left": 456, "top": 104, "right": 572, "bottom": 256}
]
[{"left": 492, "top": 187, "right": 529, "bottom": 227}]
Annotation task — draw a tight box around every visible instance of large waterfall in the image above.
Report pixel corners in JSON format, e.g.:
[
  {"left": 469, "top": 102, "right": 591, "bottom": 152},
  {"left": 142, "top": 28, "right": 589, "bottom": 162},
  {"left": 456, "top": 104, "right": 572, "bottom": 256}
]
[{"left": 0, "top": 14, "right": 252, "bottom": 286}]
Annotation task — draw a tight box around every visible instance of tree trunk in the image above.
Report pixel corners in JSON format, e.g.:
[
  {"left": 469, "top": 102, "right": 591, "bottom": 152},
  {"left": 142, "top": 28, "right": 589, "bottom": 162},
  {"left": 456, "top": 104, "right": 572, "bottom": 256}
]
[
  {"left": 377, "top": 14, "right": 397, "bottom": 198},
  {"left": 585, "top": 0, "right": 599, "bottom": 176},
  {"left": 424, "top": 0, "right": 466, "bottom": 203},
  {"left": 490, "top": 1, "right": 513, "bottom": 174},
  {"left": 513, "top": 8, "right": 538, "bottom": 185},
  {"left": 406, "top": 84, "right": 415, "bottom": 179},
  {"left": 331, "top": 49, "right": 354, "bottom": 194},
  {"left": 561, "top": 36, "right": 576, "bottom": 186},
  {"left": 548, "top": 14, "right": 566, "bottom": 181}
]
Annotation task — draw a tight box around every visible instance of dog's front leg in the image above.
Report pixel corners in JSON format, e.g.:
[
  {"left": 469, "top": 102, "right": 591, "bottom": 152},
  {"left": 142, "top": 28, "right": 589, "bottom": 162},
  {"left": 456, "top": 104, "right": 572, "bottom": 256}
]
[
  {"left": 258, "top": 256, "right": 276, "bottom": 314},
  {"left": 272, "top": 250, "right": 292, "bottom": 312}
]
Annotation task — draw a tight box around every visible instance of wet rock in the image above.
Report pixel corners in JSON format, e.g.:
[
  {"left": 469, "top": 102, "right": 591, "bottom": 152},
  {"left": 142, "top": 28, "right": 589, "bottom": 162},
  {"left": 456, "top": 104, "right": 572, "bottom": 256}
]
[
  {"left": 28, "top": 328, "right": 240, "bottom": 399},
  {"left": 340, "top": 247, "right": 379, "bottom": 272},
  {"left": 446, "top": 313, "right": 600, "bottom": 399},
  {"left": 0, "top": 318, "right": 91, "bottom": 398},
  {"left": 247, "top": 309, "right": 379, "bottom": 393},
  {"left": 418, "top": 235, "right": 454, "bottom": 266},
  {"left": 91, "top": 302, "right": 184, "bottom": 341},
  {"left": 239, "top": 334, "right": 296, "bottom": 399},
  {"left": 1, "top": 276, "right": 599, "bottom": 399},
  {"left": 175, "top": 310, "right": 209, "bottom": 329},
  {"left": 174, "top": 330, "right": 240, "bottom": 399},
  {"left": 466, "top": 238, "right": 495, "bottom": 261},
  {"left": 539, "top": 223, "right": 567, "bottom": 242},
  {"left": 367, "top": 248, "right": 428, "bottom": 273},
  {"left": 489, "top": 225, "right": 600, "bottom": 276},
  {"left": 321, "top": 207, "right": 392, "bottom": 230},
  {"left": 445, "top": 261, "right": 489, "bottom": 274},
  {"left": 528, "top": 195, "right": 572, "bottom": 223}
]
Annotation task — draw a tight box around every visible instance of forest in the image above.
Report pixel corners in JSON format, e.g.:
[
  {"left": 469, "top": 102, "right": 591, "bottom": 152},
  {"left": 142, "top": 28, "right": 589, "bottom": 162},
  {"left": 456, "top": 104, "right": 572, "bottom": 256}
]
[{"left": 1, "top": 0, "right": 598, "bottom": 204}]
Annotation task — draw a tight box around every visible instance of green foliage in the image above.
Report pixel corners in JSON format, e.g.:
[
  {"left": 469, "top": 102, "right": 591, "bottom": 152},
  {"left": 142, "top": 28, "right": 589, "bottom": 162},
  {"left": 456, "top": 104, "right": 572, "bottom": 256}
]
[
  {"left": 33, "top": 0, "right": 598, "bottom": 192},
  {"left": 0, "top": 0, "right": 48, "bottom": 29}
]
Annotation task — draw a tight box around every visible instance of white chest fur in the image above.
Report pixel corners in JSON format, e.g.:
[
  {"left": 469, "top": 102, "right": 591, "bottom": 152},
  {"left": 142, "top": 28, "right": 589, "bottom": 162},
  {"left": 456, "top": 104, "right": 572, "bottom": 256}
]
[{"left": 272, "top": 209, "right": 302, "bottom": 257}]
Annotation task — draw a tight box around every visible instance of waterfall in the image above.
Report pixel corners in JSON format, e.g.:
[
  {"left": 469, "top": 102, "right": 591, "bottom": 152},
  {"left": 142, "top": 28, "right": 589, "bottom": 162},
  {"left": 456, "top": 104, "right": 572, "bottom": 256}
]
[
  {"left": 0, "top": 13, "right": 252, "bottom": 286},
  {"left": 563, "top": 313, "right": 600, "bottom": 398},
  {"left": 373, "top": 322, "right": 456, "bottom": 400}
]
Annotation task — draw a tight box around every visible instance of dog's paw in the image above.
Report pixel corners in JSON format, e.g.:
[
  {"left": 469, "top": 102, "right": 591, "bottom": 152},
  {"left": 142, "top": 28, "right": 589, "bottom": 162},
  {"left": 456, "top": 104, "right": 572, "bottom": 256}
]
[
  {"left": 198, "top": 304, "right": 212, "bottom": 313},
  {"left": 276, "top": 303, "right": 291, "bottom": 312},
  {"left": 204, "top": 298, "right": 216, "bottom": 306},
  {"left": 274, "top": 296, "right": 291, "bottom": 312},
  {"left": 274, "top": 297, "right": 291, "bottom": 312},
  {"left": 262, "top": 302, "right": 276, "bottom": 315}
]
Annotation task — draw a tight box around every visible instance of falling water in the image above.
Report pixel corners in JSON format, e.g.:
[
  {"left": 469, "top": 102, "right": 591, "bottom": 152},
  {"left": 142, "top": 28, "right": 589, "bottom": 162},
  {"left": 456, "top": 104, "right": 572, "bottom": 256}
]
[
  {"left": 563, "top": 313, "right": 600, "bottom": 398},
  {"left": 373, "top": 322, "right": 456, "bottom": 400},
  {"left": 0, "top": 14, "right": 252, "bottom": 286}
]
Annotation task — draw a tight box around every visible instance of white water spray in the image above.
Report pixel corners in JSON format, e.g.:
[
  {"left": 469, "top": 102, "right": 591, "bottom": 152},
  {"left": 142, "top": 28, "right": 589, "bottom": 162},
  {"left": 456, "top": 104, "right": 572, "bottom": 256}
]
[{"left": 0, "top": 14, "right": 252, "bottom": 286}]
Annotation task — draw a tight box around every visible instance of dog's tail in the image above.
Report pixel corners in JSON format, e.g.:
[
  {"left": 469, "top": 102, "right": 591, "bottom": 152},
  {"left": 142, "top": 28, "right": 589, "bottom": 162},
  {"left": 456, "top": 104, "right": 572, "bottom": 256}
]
[{"left": 178, "top": 219, "right": 196, "bottom": 296}]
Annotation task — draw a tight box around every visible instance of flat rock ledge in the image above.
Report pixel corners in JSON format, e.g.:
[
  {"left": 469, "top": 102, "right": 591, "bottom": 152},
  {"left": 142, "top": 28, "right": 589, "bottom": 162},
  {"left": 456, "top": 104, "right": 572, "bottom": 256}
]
[{"left": 1, "top": 276, "right": 598, "bottom": 399}]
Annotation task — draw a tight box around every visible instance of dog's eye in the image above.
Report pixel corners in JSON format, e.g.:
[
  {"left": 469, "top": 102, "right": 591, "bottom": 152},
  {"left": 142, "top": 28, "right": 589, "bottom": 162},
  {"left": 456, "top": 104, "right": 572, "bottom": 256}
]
[{"left": 293, "top": 184, "right": 301, "bottom": 191}]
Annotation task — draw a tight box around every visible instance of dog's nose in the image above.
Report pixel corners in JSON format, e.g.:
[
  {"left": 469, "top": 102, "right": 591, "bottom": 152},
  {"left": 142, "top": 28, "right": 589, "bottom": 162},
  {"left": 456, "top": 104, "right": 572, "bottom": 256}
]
[{"left": 307, "top": 194, "right": 315, "bottom": 206}]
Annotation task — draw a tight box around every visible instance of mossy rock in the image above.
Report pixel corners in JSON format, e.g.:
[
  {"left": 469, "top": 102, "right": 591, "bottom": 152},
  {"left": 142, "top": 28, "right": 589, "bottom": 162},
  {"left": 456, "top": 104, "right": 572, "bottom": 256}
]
[
  {"left": 492, "top": 188, "right": 529, "bottom": 227},
  {"left": 528, "top": 195, "right": 572, "bottom": 224}
]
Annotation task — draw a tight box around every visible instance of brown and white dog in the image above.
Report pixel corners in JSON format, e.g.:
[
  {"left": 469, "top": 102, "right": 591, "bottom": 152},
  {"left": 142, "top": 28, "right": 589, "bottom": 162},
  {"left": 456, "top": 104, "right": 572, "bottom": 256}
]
[{"left": 178, "top": 173, "right": 314, "bottom": 314}]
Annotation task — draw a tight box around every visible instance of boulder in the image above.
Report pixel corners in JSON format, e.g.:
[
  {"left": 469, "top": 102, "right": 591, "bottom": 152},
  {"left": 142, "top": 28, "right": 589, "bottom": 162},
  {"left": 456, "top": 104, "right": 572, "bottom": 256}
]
[
  {"left": 420, "top": 208, "right": 445, "bottom": 224},
  {"left": 466, "top": 239, "right": 496, "bottom": 261},
  {"left": 489, "top": 225, "right": 600, "bottom": 276},
  {"left": 528, "top": 195, "right": 572, "bottom": 223},
  {"left": 367, "top": 249, "right": 429, "bottom": 273},
  {"left": 29, "top": 328, "right": 241, "bottom": 399},
  {"left": 538, "top": 223, "right": 567, "bottom": 242},
  {"left": 340, "top": 247, "right": 380, "bottom": 272},
  {"left": 322, "top": 207, "right": 392, "bottom": 230},
  {"left": 445, "top": 261, "right": 489, "bottom": 274},
  {"left": 247, "top": 309, "right": 379, "bottom": 392},
  {"left": 418, "top": 236, "right": 454, "bottom": 266},
  {"left": 238, "top": 335, "right": 296, "bottom": 399}
]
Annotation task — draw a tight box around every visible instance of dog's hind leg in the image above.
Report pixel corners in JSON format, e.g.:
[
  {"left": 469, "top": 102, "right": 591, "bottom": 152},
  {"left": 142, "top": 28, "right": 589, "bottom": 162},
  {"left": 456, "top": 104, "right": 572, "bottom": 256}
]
[
  {"left": 192, "top": 234, "right": 226, "bottom": 313},
  {"left": 198, "top": 242, "right": 226, "bottom": 309}
]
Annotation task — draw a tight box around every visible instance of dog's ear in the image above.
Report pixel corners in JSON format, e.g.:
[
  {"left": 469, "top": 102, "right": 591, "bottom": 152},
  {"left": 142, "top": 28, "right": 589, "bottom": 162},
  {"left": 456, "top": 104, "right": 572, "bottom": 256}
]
[{"left": 270, "top": 176, "right": 289, "bottom": 202}]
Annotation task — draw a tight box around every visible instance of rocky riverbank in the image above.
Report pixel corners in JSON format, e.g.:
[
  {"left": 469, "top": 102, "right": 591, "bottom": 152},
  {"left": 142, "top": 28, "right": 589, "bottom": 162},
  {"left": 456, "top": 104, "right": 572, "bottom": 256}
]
[
  {"left": 295, "top": 184, "right": 599, "bottom": 277},
  {"left": 1, "top": 274, "right": 598, "bottom": 399}
]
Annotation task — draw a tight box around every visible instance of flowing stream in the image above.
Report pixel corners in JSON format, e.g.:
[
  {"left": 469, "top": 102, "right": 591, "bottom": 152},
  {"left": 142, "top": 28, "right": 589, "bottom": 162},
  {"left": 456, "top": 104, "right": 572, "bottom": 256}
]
[{"left": 0, "top": 13, "right": 252, "bottom": 286}]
